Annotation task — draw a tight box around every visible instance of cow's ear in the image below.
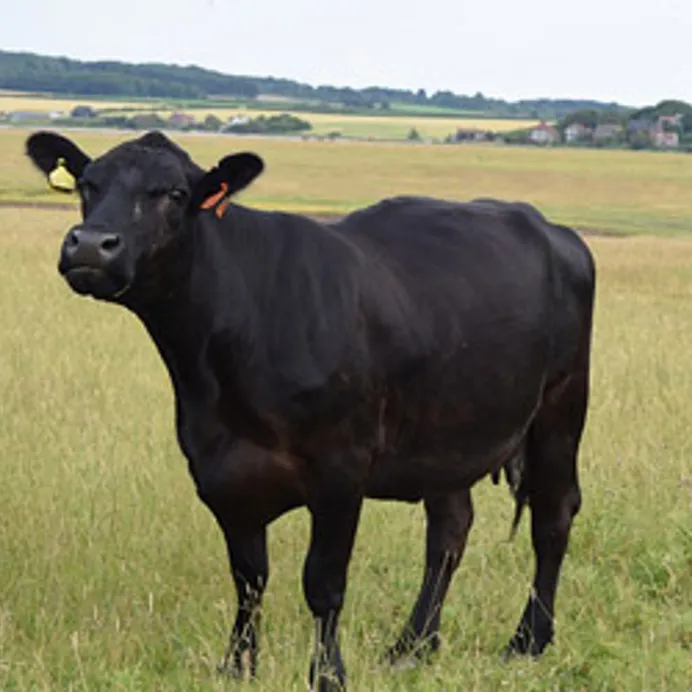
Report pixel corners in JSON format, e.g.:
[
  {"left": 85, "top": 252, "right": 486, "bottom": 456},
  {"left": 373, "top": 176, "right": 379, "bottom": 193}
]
[
  {"left": 191, "top": 153, "right": 264, "bottom": 211},
  {"left": 25, "top": 131, "right": 91, "bottom": 193}
]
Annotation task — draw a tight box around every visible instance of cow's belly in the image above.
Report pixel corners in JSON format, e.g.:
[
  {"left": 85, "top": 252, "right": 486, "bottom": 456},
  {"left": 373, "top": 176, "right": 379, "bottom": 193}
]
[
  {"left": 365, "top": 427, "right": 527, "bottom": 502},
  {"left": 364, "top": 374, "right": 543, "bottom": 501}
]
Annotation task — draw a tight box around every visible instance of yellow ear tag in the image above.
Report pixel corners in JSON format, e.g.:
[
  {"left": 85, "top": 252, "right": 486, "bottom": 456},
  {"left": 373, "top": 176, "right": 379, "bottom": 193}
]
[{"left": 48, "top": 158, "right": 76, "bottom": 192}]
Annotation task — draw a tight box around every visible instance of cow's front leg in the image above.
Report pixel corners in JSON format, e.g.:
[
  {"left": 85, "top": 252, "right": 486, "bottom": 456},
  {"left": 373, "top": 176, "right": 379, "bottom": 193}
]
[
  {"left": 217, "top": 529, "right": 269, "bottom": 679},
  {"left": 303, "top": 490, "right": 364, "bottom": 692}
]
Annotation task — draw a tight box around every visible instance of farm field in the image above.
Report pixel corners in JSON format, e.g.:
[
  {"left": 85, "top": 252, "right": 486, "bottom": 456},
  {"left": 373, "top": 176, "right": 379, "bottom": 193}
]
[
  {"left": 2, "top": 128, "right": 692, "bottom": 236},
  {"left": 144, "top": 112, "right": 535, "bottom": 140},
  {"left": 0, "top": 206, "right": 690, "bottom": 690},
  {"left": 0, "top": 94, "right": 536, "bottom": 141},
  {"left": 0, "top": 94, "right": 159, "bottom": 113},
  {"left": 258, "top": 113, "right": 534, "bottom": 140}
]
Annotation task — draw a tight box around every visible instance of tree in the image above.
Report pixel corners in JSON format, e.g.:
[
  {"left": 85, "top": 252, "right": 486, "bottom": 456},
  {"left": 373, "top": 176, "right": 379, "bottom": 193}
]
[
  {"left": 127, "top": 113, "right": 166, "bottom": 130},
  {"left": 560, "top": 109, "right": 601, "bottom": 130},
  {"left": 223, "top": 113, "right": 311, "bottom": 134},
  {"left": 70, "top": 105, "right": 96, "bottom": 118},
  {"left": 203, "top": 114, "right": 223, "bottom": 131},
  {"left": 628, "top": 131, "right": 651, "bottom": 150},
  {"left": 682, "top": 113, "right": 692, "bottom": 133}
]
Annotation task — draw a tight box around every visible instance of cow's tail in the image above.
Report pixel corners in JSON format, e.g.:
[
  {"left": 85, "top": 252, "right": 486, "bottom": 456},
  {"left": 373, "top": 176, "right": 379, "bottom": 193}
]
[{"left": 491, "top": 445, "right": 529, "bottom": 540}]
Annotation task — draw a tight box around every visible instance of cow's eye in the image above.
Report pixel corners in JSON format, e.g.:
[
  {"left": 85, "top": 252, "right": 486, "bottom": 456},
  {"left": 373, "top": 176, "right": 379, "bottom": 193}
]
[
  {"left": 147, "top": 188, "right": 186, "bottom": 202},
  {"left": 167, "top": 188, "right": 187, "bottom": 202}
]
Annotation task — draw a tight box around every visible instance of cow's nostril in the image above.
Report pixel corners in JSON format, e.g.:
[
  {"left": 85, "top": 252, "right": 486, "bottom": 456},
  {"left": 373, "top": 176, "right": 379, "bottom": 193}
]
[
  {"left": 100, "top": 234, "right": 122, "bottom": 253},
  {"left": 66, "top": 230, "right": 80, "bottom": 246}
]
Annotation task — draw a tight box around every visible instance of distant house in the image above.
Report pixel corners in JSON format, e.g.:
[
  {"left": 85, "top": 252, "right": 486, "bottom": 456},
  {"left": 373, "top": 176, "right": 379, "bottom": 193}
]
[
  {"left": 228, "top": 115, "right": 250, "bottom": 126},
  {"left": 564, "top": 123, "right": 593, "bottom": 143},
  {"left": 651, "top": 114, "right": 681, "bottom": 148},
  {"left": 652, "top": 128, "right": 680, "bottom": 148},
  {"left": 167, "top": 112, "right": 196, "bottom": 129},
  {"left": 593, "top": 123, "right": 623, "bottom": 144},
  {"left": 529, "top": 121, "right": 561, "bottom": 145},
  {"left": 627, "top": 115, "right": 680, "bottom": 149},
  {"left": 657, "top": 114, "right": 683, "bottom": 130},
  {"left": 220, "top": 115, "right": 252, "bottom": 133}
]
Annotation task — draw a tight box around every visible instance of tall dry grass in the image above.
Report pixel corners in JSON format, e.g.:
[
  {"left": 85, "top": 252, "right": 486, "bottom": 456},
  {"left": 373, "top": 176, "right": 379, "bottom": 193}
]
[
  {"left": 0, "top": 207, "right": 690, "bottom": 690},
  {"left": 2, "top": 128, "right": 692, "bottom": 236}
]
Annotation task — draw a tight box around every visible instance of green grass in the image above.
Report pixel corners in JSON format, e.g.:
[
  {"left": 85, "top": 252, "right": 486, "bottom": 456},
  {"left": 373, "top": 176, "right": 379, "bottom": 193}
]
[
  {"left": 302, "top": 114, "right": 534, "bottom": 139},
  {"left": 2, "top": 128, "right": 692, "bottom": 236},
  {"left": 1, "top": 93, "right": 535, "bottom": 142},
  {"left": 1, "top": 208, "right": 691, "bottom": 690},
  {"left": 0, "top": 92, "right": 526, "bottom": 125},
  {"left": 0, "top": 94, "right": 161, "bottom": 112}
]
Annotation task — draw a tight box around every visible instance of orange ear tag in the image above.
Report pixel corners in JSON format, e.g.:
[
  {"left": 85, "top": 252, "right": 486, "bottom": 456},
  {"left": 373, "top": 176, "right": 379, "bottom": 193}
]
[
  {"left": 200, "top": 182, "right": 229, "bottom": 215},
  {"left": 215, "top": 197, "right": 230, "bottom": 219}
]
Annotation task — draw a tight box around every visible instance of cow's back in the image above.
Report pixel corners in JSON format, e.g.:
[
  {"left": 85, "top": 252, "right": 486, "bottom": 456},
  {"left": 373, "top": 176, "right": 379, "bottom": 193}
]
[
  {"left": 336, "top": 197, "right": 558, "bottom": 359},
  {"left": 466, "top": 197, "right": 595, "bottom": 375},
  {"left": 336, "top": 195, "right": 594, "bottom": 376}
]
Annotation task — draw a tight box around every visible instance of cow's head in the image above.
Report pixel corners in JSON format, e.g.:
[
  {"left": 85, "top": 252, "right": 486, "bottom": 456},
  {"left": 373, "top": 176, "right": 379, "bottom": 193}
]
[{"left": 26, "top": 130, "right": 264, "bottom": 302}]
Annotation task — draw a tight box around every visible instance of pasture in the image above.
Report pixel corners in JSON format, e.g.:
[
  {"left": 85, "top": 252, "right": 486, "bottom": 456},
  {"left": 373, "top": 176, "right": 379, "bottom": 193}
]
[
  {"left": 265, "top": 113, "right": 535, "bottom": 140},
  {"left": 2, "top": 128, "right": 692, "bottom": 236},
  {"left": 0, "top": 94, "right": 535, "bottom": 141},
  {"left": 0, "top": 132, "right": 691, "bottom": 690},
  {"left": 0, "top": 94, "right": 159, "bottom": 114},
  {"left": 137, "top": 113, "right": 535, "bottom": 141}
]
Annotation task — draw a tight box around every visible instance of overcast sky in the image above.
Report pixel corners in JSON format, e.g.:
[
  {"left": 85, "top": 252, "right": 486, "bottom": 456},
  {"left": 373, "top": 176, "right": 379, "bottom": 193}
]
[{"left": 2, "top": 0, "right": 690, "bottom": 106}]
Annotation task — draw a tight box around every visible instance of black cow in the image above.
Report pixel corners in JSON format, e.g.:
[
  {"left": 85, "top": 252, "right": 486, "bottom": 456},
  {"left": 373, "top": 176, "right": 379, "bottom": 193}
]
[{"left": 26, "top": 130, "right": 595, "bottom": 691}]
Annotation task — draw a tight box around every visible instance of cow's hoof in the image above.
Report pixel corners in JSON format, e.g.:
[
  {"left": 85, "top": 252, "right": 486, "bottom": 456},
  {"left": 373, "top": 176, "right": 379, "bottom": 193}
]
[
  {"left": 217, "top": 662, "right": 242, "bottom": 679},
  {"left": 384, "top": 636, "right": 437, "bottom": 669},
  {"left": 501, "top": 636, "right": 549, "bottom": 661},
  {"left": 389, "top": 654, "right": 419, "bottom": 671},
  {"left": 216, "top": 656, "right": 245, "bottom": 680}
]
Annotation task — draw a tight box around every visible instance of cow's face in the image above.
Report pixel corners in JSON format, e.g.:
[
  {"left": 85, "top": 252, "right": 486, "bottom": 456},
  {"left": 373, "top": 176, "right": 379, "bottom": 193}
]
[{"left": 26, "top": 131, "right": 264, "bottom": 302}]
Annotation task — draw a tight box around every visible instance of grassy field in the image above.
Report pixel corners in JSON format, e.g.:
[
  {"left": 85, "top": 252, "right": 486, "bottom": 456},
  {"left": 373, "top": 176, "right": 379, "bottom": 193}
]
[
  {"left": 142, "top": 112, "right": 534, "bottom": 140},
  {"left": 2, "top": 128, "right": 692, "bottom": 235},
  {"left": 0, "top": 207, "right": 690, "bottom": 690},
  {"left": 0, "top": 94, "right": 536, "bottom": 141},
  {"left": 269, "top": 113, "right": 534, "bottom": 140},
  {"left": 0, "top": 95, "right": 160, "bottom": 113}
]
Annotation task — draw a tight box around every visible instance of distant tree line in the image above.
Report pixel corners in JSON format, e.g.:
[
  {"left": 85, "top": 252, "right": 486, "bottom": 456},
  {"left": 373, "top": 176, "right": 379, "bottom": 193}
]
[
  {"left": 0, "top": 50, "right": 631, "bottom": 119},
  {"left": 223, "top": 113, "right": 311, "bottom": 134},
  {"left": 0, "top": 51, "right": 257, "bottom": 99},
  {"left": 48, "top": 109, "right": 312, "bottom": 136},
  {"left": 559, "top": 101, "right": 692, "bottom": 131}
]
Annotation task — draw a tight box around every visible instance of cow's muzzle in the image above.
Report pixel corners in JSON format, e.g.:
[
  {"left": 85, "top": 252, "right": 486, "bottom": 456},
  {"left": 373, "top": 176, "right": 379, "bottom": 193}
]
[{"left": 59, "top": 226, "right": 131, "bottom": 300}]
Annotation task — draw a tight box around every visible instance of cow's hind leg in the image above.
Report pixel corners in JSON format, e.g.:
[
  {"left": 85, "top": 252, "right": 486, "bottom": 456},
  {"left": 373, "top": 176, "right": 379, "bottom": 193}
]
[
  {"left": 387, "top": 489, "right": 473, "bottom": 664},
  {"left": 216, "top": 529, "right": 269, "bottom": 678},
  {"left": 505, "top": 368, "right": 588, "bottom": 658}
]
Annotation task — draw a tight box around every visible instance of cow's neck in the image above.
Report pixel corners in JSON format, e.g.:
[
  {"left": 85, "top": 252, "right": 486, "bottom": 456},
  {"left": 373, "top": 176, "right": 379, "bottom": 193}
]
[
  {"left": 131, "top": 220, "right": 259, "bottom": 387},
  {"left": 129, "top": 209, "right": 304, "bottom": 445},
  {"left": 129, "top": 205, "right": 361, "bottom": 446}
]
